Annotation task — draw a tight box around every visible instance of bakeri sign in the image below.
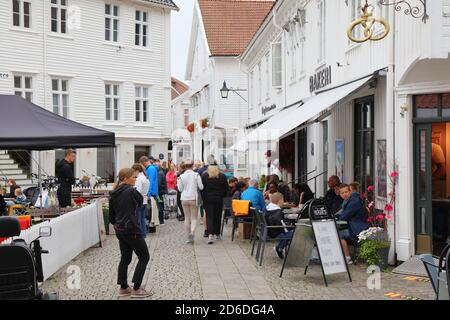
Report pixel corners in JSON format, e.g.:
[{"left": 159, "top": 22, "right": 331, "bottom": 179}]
[{"left": 309, "top": 65, "right": 331, "bottom": 93}]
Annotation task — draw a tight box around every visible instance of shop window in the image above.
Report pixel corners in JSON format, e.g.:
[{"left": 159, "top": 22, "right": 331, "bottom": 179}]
[
  {"left": 442, "top": 94, "right": 450, "bottom": 117},
  {"left": 97, "top": 147, "right": 115, "bottom": 183},
  {"left": 415, "top": 95, "right": 439, "bottom": 118}
]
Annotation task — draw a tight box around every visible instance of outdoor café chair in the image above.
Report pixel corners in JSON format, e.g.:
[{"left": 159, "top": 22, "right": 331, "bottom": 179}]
[
  {"left": 230, "top": 200, "right": 253, "bottom": 242},
  {"left": 251, "top": 209, "right": 264, "bottom": 258},
  {"left": 420, "top": 242, "right": 450, "bottom": 299},
  {"left": 255, "top": 212, "right": 296, "bottom": 267},
  {"left": 220, "top": 197, "right": 232, "bottom": 237}
]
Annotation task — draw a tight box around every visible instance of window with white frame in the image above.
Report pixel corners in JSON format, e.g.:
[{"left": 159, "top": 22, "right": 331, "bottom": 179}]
[
  {"left": 249, "top": 71, "right": 254, "bottom": 108},
  {"left": 271, "top": 42, "right": 282, "bottom": 88},
  {"left": 51, "top": 0, "right": 68, "bottom": 34},
  {"left": 184, "top": 108, "right": 189, "bottom": 126},
  {"left": 105, "top": 3, "right": 119, "bottom": 42},
  {"left": 265, "top": 53, "right": 270, "bottom": 97},
  {"left": 317, "top": 0, "right": 326, "bottom": 63},
  {"left": 14, "top": 75, "right": 33, "bottom": 102},
  {"left": 105, "top": 83, "right": 120, "bottom": 121},
  {"left": 135, "top": 86, "right": 150, "bottom": 122},
  {"left": 258, "top": 62, "right": 262, "bottom": 104},
  {"left": 12, "top": 0, "right": 31, "bottom": 28},
  {"left": 52, "top": 79, "right": 69, "bottom": 118},
  {"left": 135, "top": 10, "right": 149, "bottom": 47}
]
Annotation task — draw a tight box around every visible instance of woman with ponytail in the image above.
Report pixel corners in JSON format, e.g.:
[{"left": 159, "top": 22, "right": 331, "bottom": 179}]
[{"left": 109, "top": 168, "right": 151, "bottom": 298}]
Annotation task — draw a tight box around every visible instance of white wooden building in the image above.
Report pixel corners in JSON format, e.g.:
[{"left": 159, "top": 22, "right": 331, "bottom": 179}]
[
  {"left": 0, "top": 0, "right": 178, "bottom": 184},
  {"left": 238, "top": 0, "right": 450, "bottom": 262}
]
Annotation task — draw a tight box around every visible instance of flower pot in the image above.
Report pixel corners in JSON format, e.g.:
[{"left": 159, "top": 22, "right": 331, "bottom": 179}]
[{"left": 377, "top": 246, "right": 390, "bottom": 270}]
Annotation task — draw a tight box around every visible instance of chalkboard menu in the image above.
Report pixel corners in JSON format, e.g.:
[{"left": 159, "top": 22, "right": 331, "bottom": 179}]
[{"left": 310, "top": 204, "right": 333, "bottom": 220}]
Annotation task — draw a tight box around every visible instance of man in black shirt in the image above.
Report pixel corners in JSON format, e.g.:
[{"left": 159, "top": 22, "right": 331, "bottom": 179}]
[
  {"left": 324, "top": 175, "right": 343, "bottom": 215},
  {"left": 56, "top": 149, "right": 76, "bottom": 208}
]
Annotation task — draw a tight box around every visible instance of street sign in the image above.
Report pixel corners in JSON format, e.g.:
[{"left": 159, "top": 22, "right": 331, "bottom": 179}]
[{"left": 306, "top": 198, "right": 352, "bottom": 286}]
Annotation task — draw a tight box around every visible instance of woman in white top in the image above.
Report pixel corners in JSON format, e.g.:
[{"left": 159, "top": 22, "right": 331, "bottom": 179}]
[
  {"left": 133, "top": 164, "right": 150, "bottom": 237},
  {"left": 177, "top": 159, "right": 204, "bottom": 243}
]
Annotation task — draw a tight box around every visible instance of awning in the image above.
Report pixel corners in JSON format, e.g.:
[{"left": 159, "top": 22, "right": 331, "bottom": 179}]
[{"left": 231, "top": 74, "right": 374, "bottom": 151}]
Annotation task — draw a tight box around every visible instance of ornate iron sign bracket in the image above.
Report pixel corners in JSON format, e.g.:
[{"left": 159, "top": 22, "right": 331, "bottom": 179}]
[{"left": 380, "top": 0, "right": 429, "bottom": 23}]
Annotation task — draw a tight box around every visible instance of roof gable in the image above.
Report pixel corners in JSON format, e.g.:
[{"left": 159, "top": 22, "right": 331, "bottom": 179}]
[{"left": 198, "top": 0, "right": 275, "bottom": 56}]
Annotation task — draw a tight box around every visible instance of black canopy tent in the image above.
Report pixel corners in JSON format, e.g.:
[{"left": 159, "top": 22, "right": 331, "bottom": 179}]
[
  {"left": 0, "top": 95, "right": 115, "bottom": 150},
  {"left": 0, "top": 95, "right": 115, "bottom": 205}
]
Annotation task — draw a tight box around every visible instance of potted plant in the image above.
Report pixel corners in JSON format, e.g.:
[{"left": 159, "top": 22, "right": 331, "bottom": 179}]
[
  {"left": 187, "top": 122, "right": 195, "bottom": 133},
  {"left": 102, "top": 203, "right": 110, "bottom": 235},
  {"left": 357, "top": 227, "right": 391, "bottom": 270}
]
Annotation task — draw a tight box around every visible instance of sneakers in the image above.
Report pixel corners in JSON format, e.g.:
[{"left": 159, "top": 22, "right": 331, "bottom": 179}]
[
  {"left": 274, "top": 246, "right": 284, "bottom": 259},
  {"left": 345, "top": 256, "right": 353, "bottom": 265},
  {"left": 186, "top": 234, "right": 194, "bottom": 244},
  {"left": 203, "top": 230, "right": 209, "bottom": 238},
  {"left": 118, "top": 287, "right": 131, "bottom": 297},
  {"left": 207, "top": 235, "right": 214, "bottom": 245},
  {"left": 215, "top": 235, "right": 221, "bottom": 241},
  {"left": 131, "top": 287, "right": 153, "bottom": 298}
]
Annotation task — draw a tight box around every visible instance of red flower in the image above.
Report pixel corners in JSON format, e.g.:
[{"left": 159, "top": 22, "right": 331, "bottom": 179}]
[
  {"left": 376, "top": 214, "right": 385, "bottom": 222},
  {"left": 187, "top": 123, "right": 195, "bottom": 133},
  {"left": 367, "top": 185, "right": 375, "bottom": 192},
  {"left": 390, "top": 171, "right": 399, "bottom": 178},
  {"left": 367, "top": 217, "right": 373, "bottom": 223},
  {"left": 385, "top": 203, "right": 394, "bottom": 212},
  {"left": 386, "top": 214, "right": 393, "bottom": 221}
]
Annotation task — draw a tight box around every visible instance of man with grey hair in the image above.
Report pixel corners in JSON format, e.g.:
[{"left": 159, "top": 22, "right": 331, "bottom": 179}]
[{"left": 241, "top": 178, "right": 266, "bottom": 211}]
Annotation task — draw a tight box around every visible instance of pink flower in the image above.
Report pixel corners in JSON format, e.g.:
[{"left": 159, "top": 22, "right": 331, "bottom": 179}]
[
  {"left": 367, "top": 185, "right": 375, "bottom": 192},
  {"left": 390, "top": 171, "right": 399, "bottom": 178},
  {"left": 389, "top": 190, "right": 395, "bottom": 198},
  {"left": 368, "top": 201, "right": 374, "bottom": 208},
  {"left": 376, "top": 214, "right": 385, "bottom": 222},
  {"left": 385, "top": 203, "right": 394, "bottom": 212},
  {"left": 386, "top": 214, "right": 393, "bottom": 221}
]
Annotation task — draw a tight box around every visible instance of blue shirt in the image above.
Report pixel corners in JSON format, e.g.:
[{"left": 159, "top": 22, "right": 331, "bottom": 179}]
[
  {"left": 146, "top": 164, "right": 159, "bottom": 197},
  {"left": 338, "top": 192, "right": 369, "bottom": 239},
  {"left": 241, "top": 186, "right": 266, "bottom": 211}
]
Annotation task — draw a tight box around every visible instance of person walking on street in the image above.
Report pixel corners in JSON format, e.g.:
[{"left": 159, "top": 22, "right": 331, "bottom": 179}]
[
  {"left": 177, "top": 159, "right": 204, "bottom": 243},
  {"left": 132, "top": 164, "right": 150, "bottom": 237},
  {"left": 139, "top": 156, "right": 159, "bottom": 225},
  {"left": 109, "top": 168, "right": 151, "bottom": 298},
  {"left": 56, "top": 149, "right": 76, "bottom": 208},
  {"left": 175, "top": 163, "right": 186, "bottom": 221},
  {"left": 166, "top": 163, "right": 177, "bottom": 191},
  {"left": 155, "top": 159, "right": 168, "bottom": 225},
  {"left": 201, "top": 164, "right": 229, "bottom": 244}
]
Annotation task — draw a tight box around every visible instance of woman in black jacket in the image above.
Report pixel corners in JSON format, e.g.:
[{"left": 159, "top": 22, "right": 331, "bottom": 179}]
[
  {"left": 109, "top": 168, "right": 151, "bottom": 298},
  {"left": 201, "top": 165, "right": 229, "bottom": 244}
]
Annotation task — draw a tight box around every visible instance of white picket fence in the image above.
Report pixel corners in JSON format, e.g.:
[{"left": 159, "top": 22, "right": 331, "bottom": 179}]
[{"left": 2, "top": 200, "right": 104, "bottom": 281}]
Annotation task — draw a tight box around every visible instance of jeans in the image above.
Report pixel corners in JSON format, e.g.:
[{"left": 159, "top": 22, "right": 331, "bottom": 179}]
[
  {"left": 138, "top": 205, "right": 147, "bottom": 238},
  {"left": 276, "top": 229, "right": 294, "bottom": 251},
  {"left": 116, "top": 233, "right": 150, "bottom": 288},
  {"left": 204, "top": 198, "right": 223, "bottom": 236},
  {"left": 157, "top": 196, "right": 165, "bottom": 224}
]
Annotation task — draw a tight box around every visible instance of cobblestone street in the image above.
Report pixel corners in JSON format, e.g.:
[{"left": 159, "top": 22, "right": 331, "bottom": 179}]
[{"left": 42, "top": 218, "right": 435, "bottom": 300}]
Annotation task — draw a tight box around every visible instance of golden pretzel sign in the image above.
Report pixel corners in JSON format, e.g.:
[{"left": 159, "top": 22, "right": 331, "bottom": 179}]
[{"left": 347, "top": 3, "right": 390, "bottom": 43}]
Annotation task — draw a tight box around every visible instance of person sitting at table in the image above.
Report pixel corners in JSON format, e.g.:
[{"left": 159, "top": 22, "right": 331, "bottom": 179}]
[
  {"left": 336, "top": 184, "right": 370, "bottom": 265},
  {"left": 265, "top": 192, "right": 294, "bottom": 260},
  {"left": 241, "top": 179, "right": 266, "bottom": 212},
  {"left": 293, "top": 183, "right": 314, "bottom": 207},
  {"left": 231, "top": 181, "right": 247, "bottom": 200},
  {"left": 325, "top": 175, "right": 343, "bottom": 215},
  {"left": 264, "top": 183, "right": 278, "bottom": 201},
  {"left": 6, "top": 179, "right": 21, "bottom": 199},
  {"left": 14, "top": 188, "right": 27, "bottom": 205}
]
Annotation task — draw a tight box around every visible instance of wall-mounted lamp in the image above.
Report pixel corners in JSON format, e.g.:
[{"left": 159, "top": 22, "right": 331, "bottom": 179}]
[{"left": 400, "top": 104, "right": 409, "bottom": 118}]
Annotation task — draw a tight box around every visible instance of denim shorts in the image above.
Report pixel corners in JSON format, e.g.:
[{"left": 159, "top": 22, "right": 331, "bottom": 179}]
[{"left": 338, "top": 229, "right": 352, "bottom": 240}]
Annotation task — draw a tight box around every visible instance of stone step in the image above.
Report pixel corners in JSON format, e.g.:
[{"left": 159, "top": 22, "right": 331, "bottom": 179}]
[
  {"left": 0, "top": 150, "right": 7, "bottom": 155},
  {"left": 0, "top": 164, "right": 19, "bottom": 170},
  {"left": 0, "top": 159, "right": 14, "bottom": 165},
  {"left": 0, "top": 155, "right": 11, "bottom": 160},
  {"left": 0, "top": 169, "right": 25, "bottom": 175},
  {"left": 1, "top": 174, "right": 28, "bottom": 180}
]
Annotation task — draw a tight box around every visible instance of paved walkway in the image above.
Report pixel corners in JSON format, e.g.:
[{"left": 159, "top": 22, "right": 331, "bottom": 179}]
[{"left": 41, "top": 218, "right": 434, "bottom": 300}]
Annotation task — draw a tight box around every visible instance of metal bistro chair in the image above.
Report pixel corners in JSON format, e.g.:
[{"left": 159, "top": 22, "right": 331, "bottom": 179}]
[
  {"left": 255, "top": 211, "right": 296, "bottom": 267},
  {"left": 251, "top": 209, "right": 264, "bottom": 258},
  {"left": 230, "top": 200, "right": 253, "bottom": 242},
  {"left": 420, "top": 242, "right": 450, "bottom": 300},
  {"left": 220, "top": 197, "right": 232, "bottom": 237}
]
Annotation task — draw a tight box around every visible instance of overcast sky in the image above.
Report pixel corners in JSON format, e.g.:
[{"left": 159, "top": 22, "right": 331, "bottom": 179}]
[{"left": 171, "top": 0, "right": 195, "bottom": 83}]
